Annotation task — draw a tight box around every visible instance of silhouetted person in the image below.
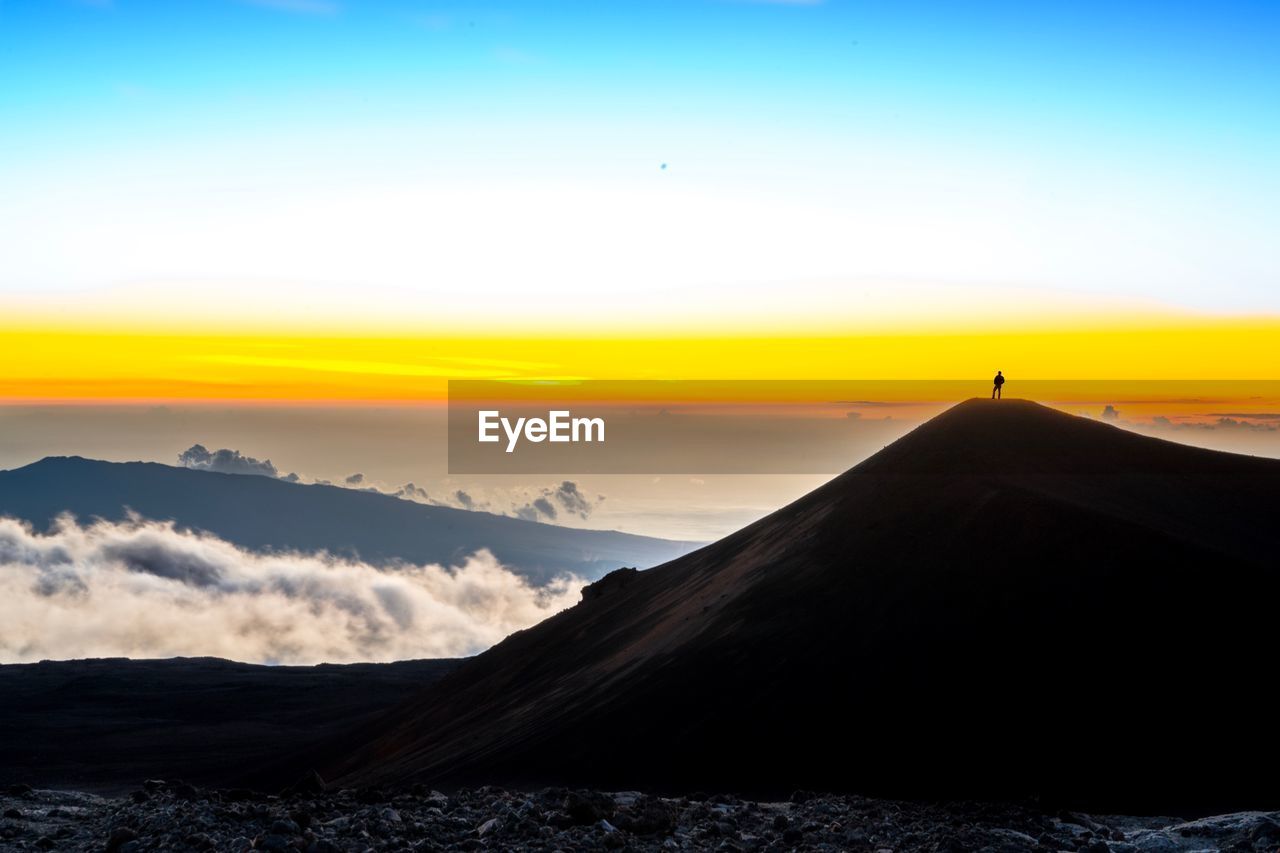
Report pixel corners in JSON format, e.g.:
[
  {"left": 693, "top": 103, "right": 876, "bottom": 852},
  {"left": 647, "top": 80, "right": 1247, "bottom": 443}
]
[{"left": 992, "top": 370, "right": 1005, "bottom": 399}]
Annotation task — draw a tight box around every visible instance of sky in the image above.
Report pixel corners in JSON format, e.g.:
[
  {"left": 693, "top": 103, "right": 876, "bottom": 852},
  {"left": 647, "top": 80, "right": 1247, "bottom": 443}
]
[{"left": 2, "top": 0, "right": 1278, "bottom": 350}]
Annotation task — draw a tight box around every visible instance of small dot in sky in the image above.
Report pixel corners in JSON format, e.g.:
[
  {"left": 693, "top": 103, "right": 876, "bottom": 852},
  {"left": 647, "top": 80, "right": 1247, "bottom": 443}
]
[{"left": 660, "top": 163, "right": 668, "bottom": 170}]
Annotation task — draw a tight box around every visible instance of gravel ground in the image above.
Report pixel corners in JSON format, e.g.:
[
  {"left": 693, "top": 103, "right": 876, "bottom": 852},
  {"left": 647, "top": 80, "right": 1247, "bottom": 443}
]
[{"left": 2, "top": 781, "right": 1278, "bottom": 852}]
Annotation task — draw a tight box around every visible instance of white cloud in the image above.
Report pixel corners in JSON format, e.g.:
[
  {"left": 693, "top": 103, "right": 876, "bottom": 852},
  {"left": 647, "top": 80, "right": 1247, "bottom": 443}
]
[
  {"left": 510, "top": 480, "right": 603, "bottom": 523},
  {"left": 0, "top": 516, "right": 583, "bottom": 665},
  {"left": 179, "top": 444, "right": 279, "bottom": 478}
]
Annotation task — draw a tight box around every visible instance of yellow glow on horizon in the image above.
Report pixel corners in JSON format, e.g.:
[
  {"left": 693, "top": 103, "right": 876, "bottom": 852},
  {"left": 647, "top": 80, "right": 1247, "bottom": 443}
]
[{"left": 3, "top": 317, "right": 1280, "bottom": 405}]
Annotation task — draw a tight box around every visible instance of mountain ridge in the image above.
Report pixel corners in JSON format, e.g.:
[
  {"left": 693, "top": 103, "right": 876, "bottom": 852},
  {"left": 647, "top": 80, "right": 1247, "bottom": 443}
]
[{"left": 0, "top": 455, "right": 698, "bottom": 584}]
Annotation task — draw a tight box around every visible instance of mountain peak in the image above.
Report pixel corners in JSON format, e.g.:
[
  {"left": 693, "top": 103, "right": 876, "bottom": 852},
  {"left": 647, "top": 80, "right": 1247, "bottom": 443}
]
[
  {"left": 855, "top": 396, "right": 1261, "bottom": 478},
  {"left": 903, "top": 396, "right": 1088, "bottom": 437},
  {"left": 28, "top": 455, "right": 95, "bottom": 466}
]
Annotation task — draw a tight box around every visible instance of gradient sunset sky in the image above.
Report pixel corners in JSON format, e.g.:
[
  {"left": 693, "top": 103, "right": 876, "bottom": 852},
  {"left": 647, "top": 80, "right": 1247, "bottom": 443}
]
[{"left": 2, "top": 0, "right": 1279, "bottom": 402}]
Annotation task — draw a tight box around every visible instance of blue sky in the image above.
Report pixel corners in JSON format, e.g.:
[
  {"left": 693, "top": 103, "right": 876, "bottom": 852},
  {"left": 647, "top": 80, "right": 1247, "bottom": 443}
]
[
  {"left": 1, "top": 0, "right": 1277, "bottom": 322},
  {"left": 6, "top": 1, "right": 1277, "bottom": 137}
]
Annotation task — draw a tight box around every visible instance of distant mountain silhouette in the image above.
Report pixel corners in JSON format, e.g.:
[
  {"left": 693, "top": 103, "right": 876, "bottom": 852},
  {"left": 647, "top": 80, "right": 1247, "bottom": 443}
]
[
  {"left": 0, "top": 457, "right": 696, "bottom": 583},
  {"left": 324, "top": 400, "right": 1280, "bottom": 813}
]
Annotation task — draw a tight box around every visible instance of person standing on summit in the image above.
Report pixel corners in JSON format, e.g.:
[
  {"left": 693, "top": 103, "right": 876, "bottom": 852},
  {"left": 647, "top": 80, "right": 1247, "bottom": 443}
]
[{"left": 992, "top": 370, "right": 1005, "bottom": 399}]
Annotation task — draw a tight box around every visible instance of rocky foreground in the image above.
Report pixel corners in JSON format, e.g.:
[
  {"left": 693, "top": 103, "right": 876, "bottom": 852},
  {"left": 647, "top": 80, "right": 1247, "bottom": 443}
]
[{"left": 2, "top": 782, "right": 1278, "bottom": 852}]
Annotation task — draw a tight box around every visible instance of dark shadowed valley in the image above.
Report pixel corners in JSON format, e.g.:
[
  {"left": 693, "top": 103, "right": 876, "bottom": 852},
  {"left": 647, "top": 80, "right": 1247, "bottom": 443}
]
[{"left": 0, "top": 657, "right": 461, "bottom": 795}]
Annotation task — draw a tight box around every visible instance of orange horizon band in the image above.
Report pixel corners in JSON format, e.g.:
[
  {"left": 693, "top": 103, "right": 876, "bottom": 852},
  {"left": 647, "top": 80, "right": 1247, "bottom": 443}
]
[{"left": 3, "top": 323, "right": 1280, "bottom": 404}]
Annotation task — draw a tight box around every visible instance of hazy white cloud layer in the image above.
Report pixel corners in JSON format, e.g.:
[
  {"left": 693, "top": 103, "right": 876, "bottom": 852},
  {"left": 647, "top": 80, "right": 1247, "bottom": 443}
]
[{"left": 0, "top": 516, "right": 583, "bottom": 665}]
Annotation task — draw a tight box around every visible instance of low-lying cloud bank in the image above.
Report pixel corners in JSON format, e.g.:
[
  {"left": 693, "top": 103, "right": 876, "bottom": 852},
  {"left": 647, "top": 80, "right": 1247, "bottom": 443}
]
[{"left": 0, "top": 516, "right": 583, "bottom": 665}]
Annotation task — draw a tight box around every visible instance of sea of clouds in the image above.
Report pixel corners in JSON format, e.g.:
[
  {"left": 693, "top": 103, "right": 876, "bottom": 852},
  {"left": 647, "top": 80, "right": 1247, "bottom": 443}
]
[{"left": 0, "top": 515, "right": 583, "bottom": 665}]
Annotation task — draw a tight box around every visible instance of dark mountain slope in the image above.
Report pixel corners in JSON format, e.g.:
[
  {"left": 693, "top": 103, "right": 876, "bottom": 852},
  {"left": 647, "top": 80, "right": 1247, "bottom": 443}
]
[
  {"left": 324, "top": 400, "right": 1280, "bottom": 813},
  {"left": 0, "top": 457, "right": 697, "bottom": 583}
]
